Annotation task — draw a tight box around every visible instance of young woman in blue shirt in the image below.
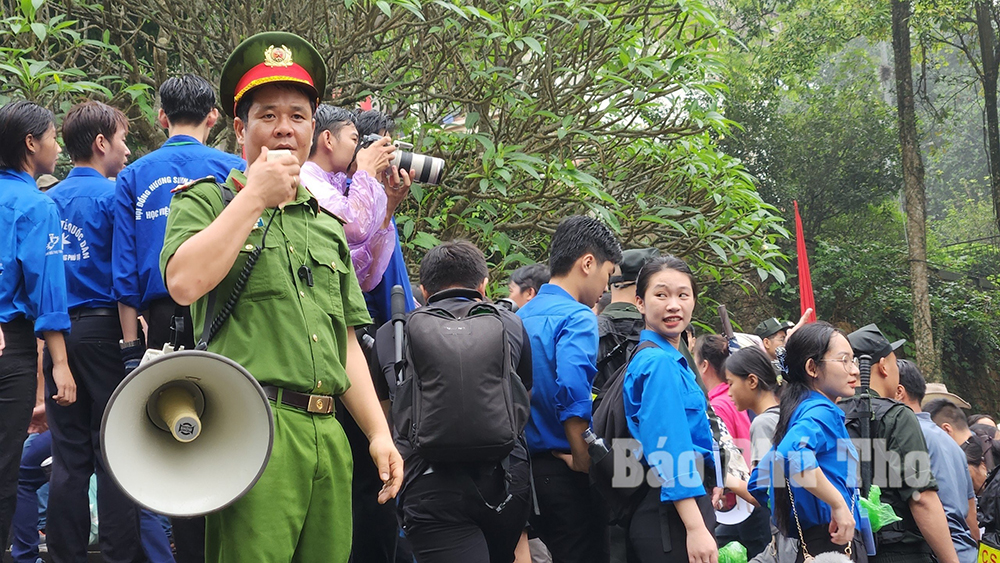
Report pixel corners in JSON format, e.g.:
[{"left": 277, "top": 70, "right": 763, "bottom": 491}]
[
  {"left": 623, "top": 255, "right": 718, "bottom": 563},
  {"left": 757, "top": 321, "right": 866, "bottom": 563},
  {"left": 0, "top": 100, "right": 76, "bottom": 543}
]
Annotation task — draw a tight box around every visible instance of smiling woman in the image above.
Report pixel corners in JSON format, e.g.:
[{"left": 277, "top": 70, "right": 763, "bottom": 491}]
[
  {"left": 751, "top": 322, "right": 867, "bottom": 563},
  {"left": 621, "top": 255, "right": 720, "bottom": 563}
]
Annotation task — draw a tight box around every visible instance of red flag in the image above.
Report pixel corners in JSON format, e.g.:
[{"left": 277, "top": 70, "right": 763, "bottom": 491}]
[
  {"left": 794, "top": 200, "right": 817, "bottom": 322},
  {"left": 360, "top": 96, "right": 373, "bottom": 111}
]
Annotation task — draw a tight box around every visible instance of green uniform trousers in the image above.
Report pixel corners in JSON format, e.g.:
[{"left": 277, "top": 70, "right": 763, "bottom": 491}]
[{"left": 205, "top": 395, "right": 354, "bottom": 562}]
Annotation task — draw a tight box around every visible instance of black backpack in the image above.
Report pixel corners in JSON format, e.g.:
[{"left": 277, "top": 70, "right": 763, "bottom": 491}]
[
  {"left": 594, "top": 314, "right": 642, "bottom": 392},
  {"left": 392, "top": 300, "right": 530, "bottom": 463},
  {"left": 841, "top": 394, "right": 913, "bottom": 544},
  {"left": 840, "top": 394, "right": 898, "bottom": 494},
  {"left": 590, "top": 340, "right": 659, "bottom": 523}
]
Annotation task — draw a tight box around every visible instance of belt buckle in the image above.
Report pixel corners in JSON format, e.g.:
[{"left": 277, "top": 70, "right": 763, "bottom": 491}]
[{"left": 307, "top": 394, "right": 333, "bottom": 414}]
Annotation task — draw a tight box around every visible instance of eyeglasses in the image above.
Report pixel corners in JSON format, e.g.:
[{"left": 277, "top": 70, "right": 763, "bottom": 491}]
[{"left": 819, "top": 356, "right": 860, "bottom": 370}]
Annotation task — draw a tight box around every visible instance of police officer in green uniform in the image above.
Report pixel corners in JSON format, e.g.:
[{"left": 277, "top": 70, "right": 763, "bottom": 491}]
[
  {"left": 840, "top": 324, "right": 958, "bottom": 563},
  {"left": 159, "top": 32, "right": 402, "bottom": 563}
]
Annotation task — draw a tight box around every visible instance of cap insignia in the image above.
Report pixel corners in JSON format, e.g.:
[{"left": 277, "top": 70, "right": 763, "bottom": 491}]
[{"left": 264, "top": 45, "right": 293, "bottom": 67}]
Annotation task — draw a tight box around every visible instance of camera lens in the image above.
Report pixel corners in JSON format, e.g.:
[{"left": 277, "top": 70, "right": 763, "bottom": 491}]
[{"left": 395, "top": 150, "right": 445, "bottom": 185}]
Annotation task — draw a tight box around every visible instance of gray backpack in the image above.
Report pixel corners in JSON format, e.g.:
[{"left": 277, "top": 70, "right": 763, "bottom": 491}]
[{"left": 392, "top": 301, "right": 530, "bottom": 462}]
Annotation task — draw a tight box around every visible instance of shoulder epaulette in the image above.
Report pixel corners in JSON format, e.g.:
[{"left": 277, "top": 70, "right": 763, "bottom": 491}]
[{"left": 171, "top": 176, "right": 217, "bottom": 194}]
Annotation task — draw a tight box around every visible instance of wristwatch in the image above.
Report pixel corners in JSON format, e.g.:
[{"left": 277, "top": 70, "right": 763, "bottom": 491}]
[{"left": 120, "top": 339, "right": 143, "bottom": 350}]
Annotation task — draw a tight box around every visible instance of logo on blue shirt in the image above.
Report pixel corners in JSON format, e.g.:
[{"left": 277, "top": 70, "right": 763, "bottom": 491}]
[{"left": 61, "top": 221, "right": 91, "bottom": 262}]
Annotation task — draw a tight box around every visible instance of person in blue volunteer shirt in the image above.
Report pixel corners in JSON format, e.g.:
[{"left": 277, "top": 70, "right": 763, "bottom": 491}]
[
  {"left": 0, "top": 100, "right": 75, "bottom": 545},
  {"left": 750, "top": 322, "right": 866, "bottom": 563},
  {"left": 517, "top": 215, "right": 621, "bottom": 563},
  {"left": 112, "top": 74, "right": 245, "bottom": 363},
  {"left": 45, "top": 101, "right": 147, "bottom": 563},
  {"left": 623, "top": 255, "right": 718, "bottom": 563}
]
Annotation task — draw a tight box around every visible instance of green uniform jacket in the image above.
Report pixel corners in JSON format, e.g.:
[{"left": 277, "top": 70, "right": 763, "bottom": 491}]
[
  {"left": 160, "top": 169, "right": 371, "bottom": 396},
  {"left": 841, "top": 388, "right": 939, "bottom": 547}
]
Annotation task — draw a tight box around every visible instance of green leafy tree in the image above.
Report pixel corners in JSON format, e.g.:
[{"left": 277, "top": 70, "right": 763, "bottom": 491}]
[
  {"left": 0, "top": 0, "right": 153, "bottom": 120},
  {"left": 75, "top": 0, "right": 787, "bottom": 281},
  {"left": 722, "top": 47, "right": 901, "bottom": 239}
]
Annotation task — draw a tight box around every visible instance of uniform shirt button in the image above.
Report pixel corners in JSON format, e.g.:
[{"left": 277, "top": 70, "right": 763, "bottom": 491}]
[
  {"left": 244, "top": 244, "right": 254, "bottom": 251},
  {"left": 317, "top": 380, "right": 323, "bottom": 388},
  {"left": 299, "top": 291, "right": 305, "bottom": 297},
  {"left": 312, "top": 334, "right": 318, "bottom": 342},
  {"left": 289, "top": 245, "right": 295, "bottom": 253}
]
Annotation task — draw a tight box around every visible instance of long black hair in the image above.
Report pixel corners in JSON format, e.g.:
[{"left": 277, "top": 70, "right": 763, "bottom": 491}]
[
  {"left": 770, "top": 321, "right": 842, "bottom": 533},
  {"left": 0, "top": 100, "right": 54, "bottom": 171}
]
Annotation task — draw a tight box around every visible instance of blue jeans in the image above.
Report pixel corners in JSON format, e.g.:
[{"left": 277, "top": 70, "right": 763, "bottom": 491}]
[
  {"left": 140, "top": 510, "right": 175, "bottom": 563},
  {"left": 11, "top": 431, "right": 51, "bottom": 563},
  {"left": 10, "top": 431, "right": 175, "bottom": 563}
]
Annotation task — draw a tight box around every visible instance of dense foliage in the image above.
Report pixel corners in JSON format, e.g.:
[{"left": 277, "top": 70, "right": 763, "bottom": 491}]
[
  {"left": 0, "top": 0, "right": 787, "bottom": 290},
  {"left": 714, "top": 0, "right": 1000, "bottom": 411}
]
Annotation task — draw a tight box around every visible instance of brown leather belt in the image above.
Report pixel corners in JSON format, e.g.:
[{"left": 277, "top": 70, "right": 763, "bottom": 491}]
[{"left": 262, "top": 385, "right": 335, "bottom": 415}]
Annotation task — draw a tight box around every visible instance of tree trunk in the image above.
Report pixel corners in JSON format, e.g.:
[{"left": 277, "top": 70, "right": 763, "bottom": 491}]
[
  {"left": 891, "top": 0, "right": 940, "bottom": 379},
  {"left": 975, "top": 1, "right": 1000, "bottom": 236}
]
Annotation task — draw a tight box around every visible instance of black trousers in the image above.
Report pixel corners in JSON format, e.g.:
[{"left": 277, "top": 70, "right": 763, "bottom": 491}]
[
  {"left": 400, "top": 456, "right": 531, "bottom": 563},
  {"left": 337, "top": 399, "right": 399, "bottom": 563},
  {"left": 146, "top": 297, "right": 194, "bottom": 351},
  {"left": 626, "top": 487, "right": 716, "bottom": 563},
  {"left": 145, "top": 297, "right": 203, "bottom": 563},
  {"left": 0, "top": 317, "right": 38, "bottom": 546},
  {"left": 43, "top": 313, "right": 146, "bottom": 563},
  {"left": 530, "top": 453, "right": 611, "bottom": 563}
]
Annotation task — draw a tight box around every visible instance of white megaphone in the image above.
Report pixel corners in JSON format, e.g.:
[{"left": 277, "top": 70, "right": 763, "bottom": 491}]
[{"left": 101, "top": 350, "right": 273, "bottom": 517}]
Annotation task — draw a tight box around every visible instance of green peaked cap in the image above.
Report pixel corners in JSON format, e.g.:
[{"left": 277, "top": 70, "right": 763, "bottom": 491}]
[{"left": 220, "top": 31, "right": 327, "bottom": 118}]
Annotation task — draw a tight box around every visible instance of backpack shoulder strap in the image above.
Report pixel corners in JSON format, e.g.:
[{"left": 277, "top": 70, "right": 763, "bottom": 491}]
[
  {"left": 597, "top": 314, "right": 614, "bottom": 337},
  {"left": 629, "top": 340, "right": 659, "bottom": 359},
  {"left": 870, "top": 396, "right": 899, "bottom": 421}
]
